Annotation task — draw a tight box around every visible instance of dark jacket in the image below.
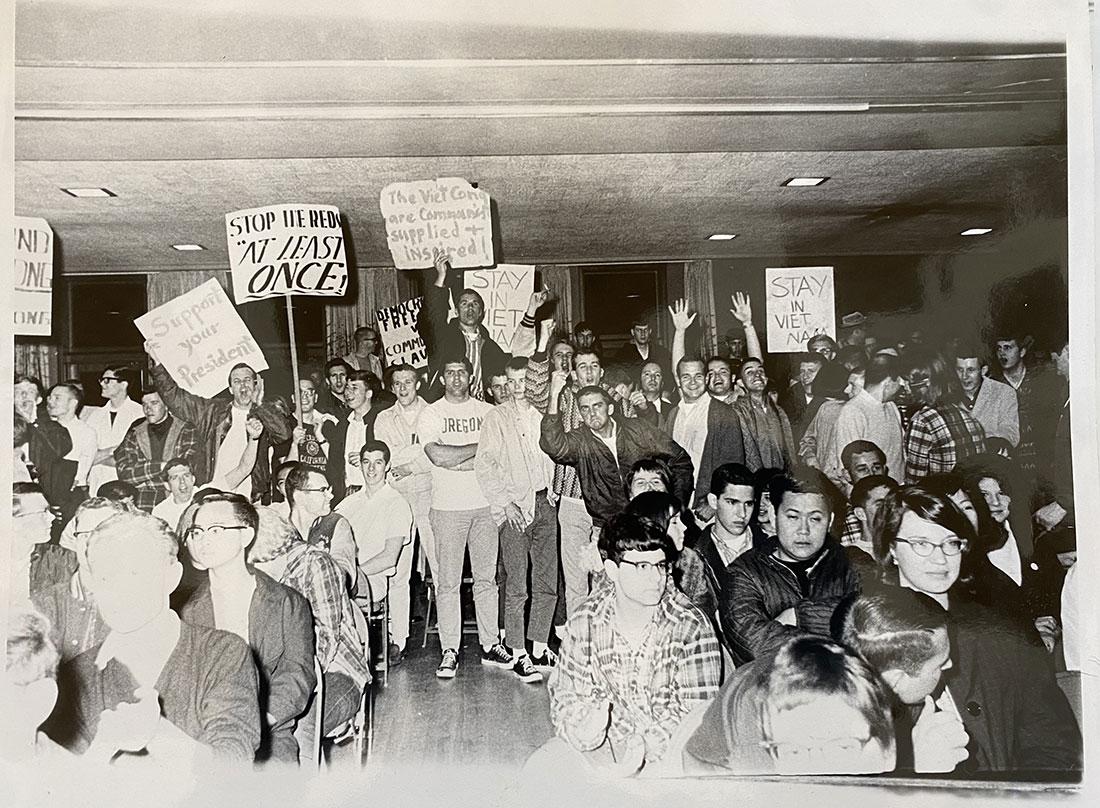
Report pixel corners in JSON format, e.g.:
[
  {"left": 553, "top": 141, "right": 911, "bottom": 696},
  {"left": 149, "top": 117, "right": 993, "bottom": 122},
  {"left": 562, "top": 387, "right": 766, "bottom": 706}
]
[
  {"left": 695, "top": 524, "right": 765, "bottom": 610},
  {"left": 27, "top": 414, "right": 75, "bottom": 507},
  {"left": 151, "top": 363, "right": 291, "bottom": 499},
  {"left": 114, "top": 415, "right": 201, "bottom": 513},
  {"left": 539, "top": 412, "right": 694, "bottom": 527},
  {"left": 419, "top": 280, "right": 507, "bottom": 402},
  {"left": 718, "top": 538, "right": 859, "bottom": 665},
  {"left": 613, "top": 341, "right": 672, "bottom": 378},
  {"left": 321, "top": 401, "right": 390, "bottom": 503},
  {"left": 662, "top": 398, "right": 759, "bottom": 508},
  {"left": 180, "top": 568, "right": 316, "bottom": 764}
]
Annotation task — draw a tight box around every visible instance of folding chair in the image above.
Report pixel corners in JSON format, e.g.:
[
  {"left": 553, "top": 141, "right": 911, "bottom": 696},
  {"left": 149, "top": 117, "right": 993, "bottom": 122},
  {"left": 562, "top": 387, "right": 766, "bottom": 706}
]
[{"left": 310, "top": 612, "right": 375, "bottom": 770}]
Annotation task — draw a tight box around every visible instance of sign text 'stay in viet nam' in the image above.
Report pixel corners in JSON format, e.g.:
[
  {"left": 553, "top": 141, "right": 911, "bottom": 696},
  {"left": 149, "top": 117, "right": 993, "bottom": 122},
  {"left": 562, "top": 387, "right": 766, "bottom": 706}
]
[
  {"left": 225, "top": 204, "right": 347, "bottom": 303},
  {"left": 379, "top": 178, "right": 493, "bottom": 270},
  {"left": 375, "top": 297, "right": 428, "bottom": 369},
  {"left": 14, "top": 216, "right": 53, "bottom": 336},
  {"left": 464, "top": 265, "right": 535, "bottom": 353},
  {"left": 135, "top": 278, "right": 269, "bottom": 398},
  {"left": 765, "top": 266, "right": 836, "bottom": 353}
]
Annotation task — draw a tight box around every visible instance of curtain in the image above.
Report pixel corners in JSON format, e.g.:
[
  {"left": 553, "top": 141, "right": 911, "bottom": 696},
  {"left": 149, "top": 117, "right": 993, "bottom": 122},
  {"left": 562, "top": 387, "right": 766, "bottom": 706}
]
[
  {"left": 685, "top": 260, "right": 718, "bottom": 358},
  {"left": 537, "top": 265, "right": 578, "bottom": 338},
  {"left": 324, "top": 267, "right": 401, "bottom": 360},
  {"left": 147, "top": 270, "right": 231, "bottom": 310},
  {"left": 14, "top": 338, "right": 59, "bottom": 384}
]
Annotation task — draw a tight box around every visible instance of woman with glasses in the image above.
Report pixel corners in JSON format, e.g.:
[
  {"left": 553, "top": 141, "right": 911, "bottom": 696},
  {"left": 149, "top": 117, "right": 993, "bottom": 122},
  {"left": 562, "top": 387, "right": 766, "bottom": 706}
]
[{"left": 870, "top": 483, "right": 1081, "bottom": 776}]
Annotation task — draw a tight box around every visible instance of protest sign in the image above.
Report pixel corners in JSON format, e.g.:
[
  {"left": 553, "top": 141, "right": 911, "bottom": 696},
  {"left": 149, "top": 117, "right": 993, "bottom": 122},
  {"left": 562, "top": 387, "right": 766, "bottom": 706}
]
[
  {"left": 465, "top": 265, "right": 535, "bottom": 352},
  {"left": 765, "top": 266, "right": 836, "bottom": 353},
  {"left": 135, "top": 278, "right": 269, "bottom": 398},
  {"left": 225, "top": 204, "right": 347, "bottom": 303},
  {"left": 379, "top": 178, "right": 493, "bottom": 270},
  {"left": 376, "top": 297, "right": 428, "bottom": 369},
  {"left": 13, "top": 216, "right": 53, "bottom": 336}
]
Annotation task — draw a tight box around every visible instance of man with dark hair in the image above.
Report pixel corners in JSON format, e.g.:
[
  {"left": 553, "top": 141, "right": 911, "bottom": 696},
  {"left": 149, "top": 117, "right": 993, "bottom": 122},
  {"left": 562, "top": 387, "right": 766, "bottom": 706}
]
[
  {"left": 323, "top": 367, "right": 385, "bottom": 502},
  {"left": 285, "top": 465, "right": 358, "bottom": 591},
  {"left": 336, "top": 439, "right": 414, "bottom": 663},
  {"left": 705, "top": 355, "right": 739, "bottom": 406},
  {"left": 342, "top": 325, "right": 385, "bottom": 380},
  {"left": 695, "top": 463, "right": 760, "bottom": 602},
  {"left": 47, "top": 382, "right": 97, "bottom": 513},
  {"left": 732, "top": 358, "right": 796, "bottom": 472},
  {"left": 151, "top": 457, "right": 197, "bottom": 529},
  {"left": 541, "top": 379, "right": 694, "bottom": 531},
  {"left": 180, "top": 493, "right": 315, "bottom": 764},
  {"left": 614, "top": 313, "right": 671, "bottom": 379},
  {"left": 83, "top": 365, "right": 145, "bottom": 497},
  {"left": 114, "top": 389, "right": 199, "bottom": 513},
  {"left": 778, "top": 352, "right": 827, "bottom": 439},
  {"left": 420, "top": 251, "right": 507, "bottom": 402},
  {"left": 954, "top": 343, "right": 1019, "bottom": 447},
  {"left": 807, "top": 334, "right": 840, "bottom": 362},
  {"left": 48, "top": 510, "right": 261, "bottom": 764},
  {"left": 14, "top": 374, "right": 75, "bottom": 508},
  {"left": 718, "top": 468, "right": 859, "bottom": 665},
  {"left": 662, "top": 357, "right": 756, "bottom": 513},
  {"left": 848, "top": 473, "right": 900, "bottom": 562},
  {"left": 633, "top": 360, "right": 673, "bottom": 425},
  {"left": 146, "top": 342, "right": 291, "bottom": 502},
  {"left": 321, "top": 358, "right": 353, "bottom": 416},
  {"left": 475, "top": 356, "right": 559, "bottom": 679},
  {"left": 831, "top": 352, "right": 906, "bottom": 485},
  {"left": 546, "top": 512, "right": 721, "bottom": 774},
  {"left": 988, "top": 329, "right": 1066, "bottom": 488},
  {"left": 902, "top": 349, "right": 987, "bottom": 482}
]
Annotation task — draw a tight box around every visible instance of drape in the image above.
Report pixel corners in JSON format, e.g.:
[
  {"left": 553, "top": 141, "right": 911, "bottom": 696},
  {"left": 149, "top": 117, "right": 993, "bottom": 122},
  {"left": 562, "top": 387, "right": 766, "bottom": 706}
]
[
  {"left": 537, "top": 265, "right": 577, "bottom": 338},
  {"left": 147, "top": 270, "right": 231, "bottom": 310},
  {"left": 685, "top": 259, "right": 718, "bottom": 358},
  {"left": 324, "top": 267, "right": 401, "bottom": 360},
  {"left": 14, "top": 338, "right": 59, "bottom": 384}
]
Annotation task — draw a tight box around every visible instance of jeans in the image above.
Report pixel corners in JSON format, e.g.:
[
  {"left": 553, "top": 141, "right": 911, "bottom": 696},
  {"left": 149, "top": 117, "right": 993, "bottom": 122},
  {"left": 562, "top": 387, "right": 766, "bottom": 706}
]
[
  {"left": 557, "top": 496, "right": 595, "bottom": 620},
  {"left": 430, "top": 506, "right": 499, "bottom": 650},
  {"left": 499, "top": 492, "right": 559, "bottom": 647},
  {"left": 295, "top": 671, "right": 360, "bottom": 756}
]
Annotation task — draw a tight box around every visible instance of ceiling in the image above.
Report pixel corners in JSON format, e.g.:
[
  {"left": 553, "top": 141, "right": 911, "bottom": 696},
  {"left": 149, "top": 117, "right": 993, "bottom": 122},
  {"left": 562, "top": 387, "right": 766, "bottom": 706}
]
[{"left": 12, "top": 1, "right": 1072, "bottom": 273}]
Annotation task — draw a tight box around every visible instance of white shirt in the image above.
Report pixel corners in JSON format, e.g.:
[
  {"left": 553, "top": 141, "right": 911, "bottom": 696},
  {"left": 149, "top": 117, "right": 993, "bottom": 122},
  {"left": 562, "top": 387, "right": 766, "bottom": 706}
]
[
  {"left": 673, "top": 396, "right": 711, "bottom": 484},
  {"left": 336, "top": 484, "right": 413, "bottom": 568},
  {"left": 152, "top": 496, "right": 191, "bottom": 533},
  {"left": 418, "top": 397, "right": 493, "bottom": 511},
  {"left": 213, "top": 405, "right": 251, "bottom": 499},
  {"left": 209, "top": 575, "right": 255, "bottom": 643},
  {"left": 343, "top": 410, "right": 371, "bottom": 486},
  {"left": 986, "top": 524, "right": 1023, "bottom": 587},
  {"left": 593, "top": 419, "right": 619, "bottom": 464},
  {"left": 61, "top": 417, "right": 98, "bottom": 489},
  {"left": 374, "top": 398, "right": 433, "bottom": 496},
  {"left": 83, "top": 398, "right": 145, "bottom": 494},
  {"left": 1061, "top": 562, "right": 1080, "bottom": 672}
]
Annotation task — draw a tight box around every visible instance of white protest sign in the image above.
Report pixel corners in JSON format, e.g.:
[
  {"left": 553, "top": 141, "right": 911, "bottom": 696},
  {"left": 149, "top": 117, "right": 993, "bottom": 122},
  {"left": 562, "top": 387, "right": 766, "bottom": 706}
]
[
  {"left": 379, "top": 178, "right": 493, "bottom": 270},
  {"left": 225, "top": 204, "right": 347, "bottom": 303},
  {"left": 765, "top": 266, "right": 836, "bottom": 353},
  {"left": 464, "top": 265, "right": 535, "bottom": 353},
  {"left": 375, "top": 297, "right": 428, "bottom": 369},
  {"left": 13, "top": 216, "right": 53, "bottom": 336},
  {"left": 135, "top": 278, "right": 269, "bottom": 398}
]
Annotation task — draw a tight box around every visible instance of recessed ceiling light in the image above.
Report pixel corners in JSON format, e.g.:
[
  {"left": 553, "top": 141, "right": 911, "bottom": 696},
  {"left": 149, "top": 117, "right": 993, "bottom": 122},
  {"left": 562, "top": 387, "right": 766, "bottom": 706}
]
[
  {"left": 782, "top": 177, "right": 829, "bottom": 187},
  {"left": 960, "top": 228, "right": 993, "bottom": 236},
  {"left": 171, "top": 244, "right": 206, "bottom": 251},
  {"left": 707, "top": 233, "right": 737, "bottom": 241},
  {"left": 60, "top": 187, "right": 116, "bottom": 198}
]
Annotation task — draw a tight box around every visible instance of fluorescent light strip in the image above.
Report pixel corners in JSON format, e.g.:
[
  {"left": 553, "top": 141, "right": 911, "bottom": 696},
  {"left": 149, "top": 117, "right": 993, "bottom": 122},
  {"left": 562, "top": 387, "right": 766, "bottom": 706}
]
[
  {"left": 783, "top": 177, "right": 829, "bottom": 187},
  {"left": 61, "top": 187, "right": 115, "bottom": 197},
  {"left": 708, "top": 234, "right": 737, "bottom": 241},
  {"left": 960, "top": 228, "right": 993, "bottom": 236},
  {"left": 171, "top": 244, "right": 206, "bottom": 251}
]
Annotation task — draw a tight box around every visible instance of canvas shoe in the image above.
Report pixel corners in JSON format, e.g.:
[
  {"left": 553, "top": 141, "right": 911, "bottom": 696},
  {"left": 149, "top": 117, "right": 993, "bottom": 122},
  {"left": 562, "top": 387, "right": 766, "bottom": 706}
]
[
  {"left": 512, "top": 654, "right": 543, "bottom": 684},
  {"left": 480, "top": 642, "right": 514, "bottom": 668},
  {"left": 436, "top": 648, "right": 459, "bottom": 679}
]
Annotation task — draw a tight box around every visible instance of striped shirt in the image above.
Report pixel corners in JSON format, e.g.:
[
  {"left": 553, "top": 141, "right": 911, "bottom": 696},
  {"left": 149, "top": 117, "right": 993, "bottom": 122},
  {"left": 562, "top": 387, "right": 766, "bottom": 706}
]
[
  {"left": 904, "top": 402, "right": 988, "bottom": 482},
  {"left": 548, "top": 580, "right": 721, "bottom": 761}
]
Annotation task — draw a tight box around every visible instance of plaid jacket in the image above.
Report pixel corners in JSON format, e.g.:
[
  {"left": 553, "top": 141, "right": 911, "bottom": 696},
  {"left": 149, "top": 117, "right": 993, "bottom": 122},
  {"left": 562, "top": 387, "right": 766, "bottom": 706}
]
[
  {"left": 548, "top": 581, "right": 721, "bottom": 762},
  {"left": 114, "top": 416, "right": 200, "bottom": 512},
  {"left": 904, "top": 402, "right": 988, "bottom": 483}
]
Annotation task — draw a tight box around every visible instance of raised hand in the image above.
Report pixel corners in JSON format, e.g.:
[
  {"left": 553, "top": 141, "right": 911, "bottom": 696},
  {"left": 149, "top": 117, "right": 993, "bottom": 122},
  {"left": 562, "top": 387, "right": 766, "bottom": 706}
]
[
  {"left": 245, "top": 417, "right": 265, "bottom": 441},
  {"left": 730, "top": 292, "right": 753, "bottom": 326},
  {"left": 550, "top": 369, "right": 570, "bottom": 396},
  {"left": 253, "top": 375, "right": 265, "bottom": 406},
  {"left": 527, "top": 289, "right": 551, "bottom": 316},
  {"left": 668, "top": 299, "right": 697, "bottom": 332},
  {"left": 143, "top": 340, "right": 161, "bottom": 366},
  {"left": 432, "top": 248, "right": 450, "bottom": 283}
]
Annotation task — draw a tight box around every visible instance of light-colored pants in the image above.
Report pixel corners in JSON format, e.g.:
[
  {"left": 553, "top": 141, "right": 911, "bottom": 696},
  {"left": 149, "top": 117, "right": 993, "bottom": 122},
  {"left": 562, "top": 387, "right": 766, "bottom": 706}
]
[
  {"left": 430, "top": 506, "right": 499, "bottom": 651},
  {"left": 366, "top": 537, "right": 415, "bottom": 652},
  {"left": 558, "top": 496, "right": 595, "bottom": 620},
  {"left": 406, "top": 488, "right": 437, "bottom": 579}
]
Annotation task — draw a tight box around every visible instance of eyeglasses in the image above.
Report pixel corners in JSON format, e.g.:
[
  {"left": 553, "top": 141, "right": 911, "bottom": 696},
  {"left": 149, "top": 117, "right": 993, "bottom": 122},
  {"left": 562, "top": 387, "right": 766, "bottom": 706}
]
[
  {"left": 894, "top": 537, "right": 969, "bottom": 557},
  {"left": 761, "top": 736, "right": 874, "bottom": 760},
  {"left": 15, "top": 508, "right": 57, "bottom": 520},
  {"left": 298, "top": 486, "right": 331, "bottom": 494},
  {"left": 185, "top": 525, "right": 250, "bottom": 542},
  {"left": 99, "top": 376, "right": 123, "bottom": 384},
  {"left": 618, "top": 559, "right": 670, "bottom": 574}
]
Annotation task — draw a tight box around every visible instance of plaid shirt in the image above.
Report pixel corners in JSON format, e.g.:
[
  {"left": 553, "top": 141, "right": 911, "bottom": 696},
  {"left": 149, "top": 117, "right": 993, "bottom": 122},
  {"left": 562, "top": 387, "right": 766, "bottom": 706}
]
[
  {"left": 548, "top": 580, "right": 721, "bottom": 761},
  {"left": 278, "top": 543, "right": 371, "bottom": 691},
  {"left": 114, "top": 416, "right": 200, "bottom": 513},
  {"left": 904, "top": 402, "right": 988, "bottom": 483}
]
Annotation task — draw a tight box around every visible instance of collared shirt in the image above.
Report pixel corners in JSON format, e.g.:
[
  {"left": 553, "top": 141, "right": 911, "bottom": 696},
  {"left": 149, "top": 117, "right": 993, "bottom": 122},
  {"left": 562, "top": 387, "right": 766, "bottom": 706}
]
[
  {"left": 278, "top": 543, "right": 371, "bottom": 691},
  {"left": 84, "top": 397, "right": 145, "bottom": 494},
  {"left": 711, "top": 526, "right": 754, "bottom": 569},
  {"left": 343, "top": 409, "right": 371, "bottom": 486},
  {"left": 548, "top": 582, "right": 722, "bottom": 762},
  {"left": 987, "top": 524, "right": 1023, "bottom": 586},
  {"left": 373, "top": 397, "right": 433, "bottom": 496},
  {"left": 593, "top": 419, "right": 619, "bottom": 463},
  {"left": 60, "top": 417, "right": 98, "bottom": 488},
  {"left": 904, "top": 402, "right": 987, "bottom": 483},
  {"left": 831, "top": 389, "right": 905, "bottom": 484},
  {"left": 335, "top": 483, "right": 413, "bottom": 568}
]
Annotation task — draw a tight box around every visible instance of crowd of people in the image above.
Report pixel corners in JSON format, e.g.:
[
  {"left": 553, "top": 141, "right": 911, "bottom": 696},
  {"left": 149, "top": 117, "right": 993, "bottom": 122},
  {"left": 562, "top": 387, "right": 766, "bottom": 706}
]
[{"left": 6, "top": 251, "right": 1081, "bottom": 782}]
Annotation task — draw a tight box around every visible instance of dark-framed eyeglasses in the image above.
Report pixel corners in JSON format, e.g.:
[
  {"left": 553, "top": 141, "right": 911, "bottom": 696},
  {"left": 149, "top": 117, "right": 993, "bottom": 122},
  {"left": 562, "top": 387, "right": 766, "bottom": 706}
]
[
  {"left": 99, "top": 376, "right": 123, "bottom": 384},
  {"left": 894, "top": 537, "right": 968, "bottom": 557},
  {"left": 298, "top": 486, "right": 332, "bottom": 494},
  {"left": 185, "top": 524, "right": 251, "bottom": 542},
  {"left": 618, "top": 559, "right": 670, "bottom": 574},
  {"left": 760, "top": 736, "right": 874, "bottom": 760}
]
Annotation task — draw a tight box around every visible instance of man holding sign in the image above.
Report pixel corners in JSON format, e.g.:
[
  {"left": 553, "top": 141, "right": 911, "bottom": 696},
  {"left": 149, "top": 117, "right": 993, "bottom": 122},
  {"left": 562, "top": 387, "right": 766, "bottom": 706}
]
[{"left": 146, "top": 342, "right": 291, "bottom": 502}]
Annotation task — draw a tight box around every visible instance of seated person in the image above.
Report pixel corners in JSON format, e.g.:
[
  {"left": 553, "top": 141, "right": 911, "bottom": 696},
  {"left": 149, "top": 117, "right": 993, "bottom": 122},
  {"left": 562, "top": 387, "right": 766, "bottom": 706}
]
[
  {"left": 3, "top": 607, "right": 71, "bottom": 763},
  {"left": 247, "top": 508, "right": 371, "bottom": 755},
  {"left": 179, "top": 493, "right": 315, "bottom": 765},
  {"left": 151, "top": 457, "right": 198, "bottom": 532},
  {"left": 545, "top": 513, "right": 721, "bottom": 776},
  {"left": 695, "top": 463, "right": 761, "bottom": 601},
  {"left": 848, "top": 474, "right": 900, "bottom": 568},
  {"left": 45, "top": 510, "right": 261, "bottom": 765},
  {"left": 285, "top": 465, "right": 358, "bottom": 593},
  {"left": 719, "top": 467, "right": 860, "bottom": 665},
  {"left": 685, "top": 635, "right": 896, "bottom": 775},
  {"left": 95, "top": 479, "right": 139, "bottom": 507},
  {"left": 12, "top": 482, "right": 76, "bottom": 603}
]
